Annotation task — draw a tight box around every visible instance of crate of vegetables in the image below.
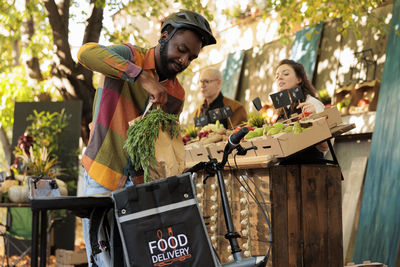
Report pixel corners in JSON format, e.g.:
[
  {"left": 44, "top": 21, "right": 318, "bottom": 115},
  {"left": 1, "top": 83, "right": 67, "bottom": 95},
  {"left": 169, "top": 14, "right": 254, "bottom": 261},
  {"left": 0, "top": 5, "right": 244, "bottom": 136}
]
[
  {"left": 251, "top": 117, "right": 332, "bottom": 158},
  {"left": 206, "top": 139, "right": 257, "bottom": 162},
  {"left": 302, "top": 106, "right": 342, "bottom": 128},
  {"left": 185, "top": 143, "right": 210, "bottom": 163}
]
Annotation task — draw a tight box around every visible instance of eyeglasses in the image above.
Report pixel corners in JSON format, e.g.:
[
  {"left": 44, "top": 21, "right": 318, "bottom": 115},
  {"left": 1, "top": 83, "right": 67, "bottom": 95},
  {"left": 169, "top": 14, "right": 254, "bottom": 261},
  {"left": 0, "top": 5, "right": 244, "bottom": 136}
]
[{"left": 199, "top": 79, "right": 218, "bottom": 85}]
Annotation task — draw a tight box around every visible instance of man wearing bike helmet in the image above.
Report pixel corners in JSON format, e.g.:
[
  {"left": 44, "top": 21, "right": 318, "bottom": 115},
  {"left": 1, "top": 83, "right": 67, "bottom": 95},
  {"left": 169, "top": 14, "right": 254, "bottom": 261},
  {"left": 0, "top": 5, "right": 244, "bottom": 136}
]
[{"left": 77, "top": 10, "right": 216, "bottom": 266}]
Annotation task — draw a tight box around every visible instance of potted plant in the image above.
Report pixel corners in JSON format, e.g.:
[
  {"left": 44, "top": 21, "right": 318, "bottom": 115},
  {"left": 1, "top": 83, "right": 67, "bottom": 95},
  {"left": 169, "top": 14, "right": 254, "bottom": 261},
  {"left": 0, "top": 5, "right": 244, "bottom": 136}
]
[
  {"left": 10, "top": 109, "right": 71, "bottom": 202},
  {"left": 9, "top": 108, "right": 76, "bottom": 252},
  {"left": 9, "top": 144, "right": 67, "bottom": 202}
]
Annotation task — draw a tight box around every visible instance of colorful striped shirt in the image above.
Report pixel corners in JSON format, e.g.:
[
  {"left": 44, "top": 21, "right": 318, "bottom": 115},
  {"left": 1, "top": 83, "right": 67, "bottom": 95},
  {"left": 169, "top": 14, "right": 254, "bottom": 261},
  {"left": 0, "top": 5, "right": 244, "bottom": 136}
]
[{"left": 78, "top": 43, "right": 185, "bottom": 190}]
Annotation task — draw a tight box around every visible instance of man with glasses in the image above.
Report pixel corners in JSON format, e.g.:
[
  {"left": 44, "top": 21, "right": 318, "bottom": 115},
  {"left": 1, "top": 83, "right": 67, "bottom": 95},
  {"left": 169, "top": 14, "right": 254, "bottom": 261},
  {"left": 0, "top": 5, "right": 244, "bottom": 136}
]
[{"left": 194, "top": 67, "right": 247, "bottom": 129}]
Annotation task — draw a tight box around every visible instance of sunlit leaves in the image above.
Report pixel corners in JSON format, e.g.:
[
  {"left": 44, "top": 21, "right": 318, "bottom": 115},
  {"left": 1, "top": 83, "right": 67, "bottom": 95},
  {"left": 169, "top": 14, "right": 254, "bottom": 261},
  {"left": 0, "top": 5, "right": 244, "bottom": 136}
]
[
  {"left": 0, "top": 67, "right": 62, "bottom": 132},
  {"left": 108, "top": 0, "right": 212, "bottom": 45},
  {"left": 222, "top": 0, "right": 389, "bottom": 39}
]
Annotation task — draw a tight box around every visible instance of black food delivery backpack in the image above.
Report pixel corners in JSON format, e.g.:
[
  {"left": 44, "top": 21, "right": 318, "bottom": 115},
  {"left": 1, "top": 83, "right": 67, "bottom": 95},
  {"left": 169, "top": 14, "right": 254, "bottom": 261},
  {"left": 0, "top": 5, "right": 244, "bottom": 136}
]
[{"left": 111, "top": 172, "right": 219, "bottom": 267}]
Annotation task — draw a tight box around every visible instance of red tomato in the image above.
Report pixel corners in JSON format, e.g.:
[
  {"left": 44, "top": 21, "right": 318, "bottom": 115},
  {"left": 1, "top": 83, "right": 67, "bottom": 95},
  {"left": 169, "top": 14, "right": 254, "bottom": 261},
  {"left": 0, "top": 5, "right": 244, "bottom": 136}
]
[{"left": 357, "top": 98, "right": 370, "bottom": 107}]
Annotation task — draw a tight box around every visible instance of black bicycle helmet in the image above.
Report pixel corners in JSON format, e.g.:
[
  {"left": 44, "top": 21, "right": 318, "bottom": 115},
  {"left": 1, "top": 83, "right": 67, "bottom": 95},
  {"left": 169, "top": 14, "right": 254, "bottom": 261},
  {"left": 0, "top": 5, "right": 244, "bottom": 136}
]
[{"left": 161, "top": 10, "right": 216, "bottom": 47}]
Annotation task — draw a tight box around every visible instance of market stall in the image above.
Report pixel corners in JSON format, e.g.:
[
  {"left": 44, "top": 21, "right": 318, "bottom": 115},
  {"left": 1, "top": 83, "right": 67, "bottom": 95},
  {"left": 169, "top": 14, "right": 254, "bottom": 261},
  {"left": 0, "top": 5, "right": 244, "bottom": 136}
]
[{"left": 185, "top": 106, "right": 355, "bottom": 266}]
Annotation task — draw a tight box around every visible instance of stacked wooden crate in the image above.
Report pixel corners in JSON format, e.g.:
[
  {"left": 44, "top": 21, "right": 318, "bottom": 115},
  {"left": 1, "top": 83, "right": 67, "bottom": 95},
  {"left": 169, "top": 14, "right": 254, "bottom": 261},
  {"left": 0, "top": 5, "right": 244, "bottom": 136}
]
[
  {"left": 345, "top": 261, "right": 388, "bottom": 267},
  {"left": 196, "top": 164, "right": 343, "bottom": 267},
  {"left": 55, "top": 249, "right": 87, "bottom": 267}
]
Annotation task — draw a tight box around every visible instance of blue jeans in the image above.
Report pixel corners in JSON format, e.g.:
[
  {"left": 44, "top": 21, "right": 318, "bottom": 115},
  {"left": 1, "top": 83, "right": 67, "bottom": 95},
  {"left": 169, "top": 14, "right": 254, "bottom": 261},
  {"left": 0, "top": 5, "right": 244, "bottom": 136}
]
[{"left": 82, "top": 170, "right": 133, "bottom": 267}]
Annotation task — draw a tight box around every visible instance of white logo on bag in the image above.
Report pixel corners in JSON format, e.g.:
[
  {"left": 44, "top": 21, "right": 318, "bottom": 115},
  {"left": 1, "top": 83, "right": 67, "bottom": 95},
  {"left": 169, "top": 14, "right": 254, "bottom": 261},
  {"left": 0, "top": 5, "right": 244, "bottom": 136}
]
[
  {"left": 148, "top": 228, "right": 192, "bottom": 266},
  {"left": 149, "top": 234, "right": 188, "bottom": 253}
]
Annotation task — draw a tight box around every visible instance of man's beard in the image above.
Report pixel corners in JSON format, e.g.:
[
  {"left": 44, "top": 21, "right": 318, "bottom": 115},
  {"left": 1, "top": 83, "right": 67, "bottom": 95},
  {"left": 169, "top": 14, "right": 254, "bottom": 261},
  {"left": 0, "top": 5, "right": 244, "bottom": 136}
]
[{"left": 159, "top": 40, "right": 183, "bottom": 80}]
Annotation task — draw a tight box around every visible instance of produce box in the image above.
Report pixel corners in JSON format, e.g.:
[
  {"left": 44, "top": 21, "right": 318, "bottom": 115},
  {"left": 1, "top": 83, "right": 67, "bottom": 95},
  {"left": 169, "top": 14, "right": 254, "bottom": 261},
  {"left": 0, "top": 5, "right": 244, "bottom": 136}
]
[
  {"left": 345, "top": 261, "right": 387, "bottom": 267},
  {"left": 185, "top": 146, "right": 193, "bottom": 163},
  {"left": 207, "top": 140, "right": 257, "bottom": 162},
  {"left": 188, "top": 145, "right": 210, "bottom": 163},
  {"left": 55, "top": 249, "right": 87, "bottom": 265},
  {"left": 301, "top": 106, "right": 342, "bottom": 128},
  {"left": 206, "top": 141, "right": 225, "bottom": 161},
  {"left": 235, "top": 140, "right": 258, "bottom": 159},
  {"left": 252, "top": 117, "right": 332, "bottom": 158}
]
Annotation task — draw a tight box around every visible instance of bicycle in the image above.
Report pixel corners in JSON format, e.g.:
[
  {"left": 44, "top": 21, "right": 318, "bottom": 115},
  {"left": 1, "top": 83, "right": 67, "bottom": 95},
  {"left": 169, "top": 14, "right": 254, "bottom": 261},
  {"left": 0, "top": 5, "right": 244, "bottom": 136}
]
[
  {"left": 83, "top": 127, "right": 271, "bottom": 267},
  {"left": 187, "top": 127, "right": 271, "bottom": 267}
]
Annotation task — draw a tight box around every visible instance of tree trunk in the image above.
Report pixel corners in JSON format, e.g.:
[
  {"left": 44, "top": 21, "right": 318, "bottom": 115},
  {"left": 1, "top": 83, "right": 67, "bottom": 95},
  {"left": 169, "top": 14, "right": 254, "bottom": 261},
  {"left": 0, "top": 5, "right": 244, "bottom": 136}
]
[
  {"left": 12, "top": 39, "right": 19, "bottom": 66},
  {"left": 0, "top": 126, "right": 12, "bottom": 166},
  {"left": 43, "top": 0, "right": 104, "bottom": 145},
  {"left": 21, "top": 0, "right": 43, "bottom": 81}
]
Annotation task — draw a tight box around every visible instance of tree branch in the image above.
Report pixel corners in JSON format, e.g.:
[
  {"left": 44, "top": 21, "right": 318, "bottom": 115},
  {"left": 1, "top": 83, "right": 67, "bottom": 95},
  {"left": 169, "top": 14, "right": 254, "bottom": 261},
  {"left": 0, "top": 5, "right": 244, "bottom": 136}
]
[
  {"left": 21, "top": 0, "right": 43, "bottom": 81},
  {"left": 82, "top": 0, "right": 104, "bottom": 44},
  {"left": 44, "top": 0, "right": 97, "bottom": 145},
  {"left": 0, "top": 126, "right": 12, "bottom": 166},
  {"left": 43, "top": 0, "right": 74, "bottom": 71},
  {"left": 57, "top": 0, "right": 70, "bottom": 30}
]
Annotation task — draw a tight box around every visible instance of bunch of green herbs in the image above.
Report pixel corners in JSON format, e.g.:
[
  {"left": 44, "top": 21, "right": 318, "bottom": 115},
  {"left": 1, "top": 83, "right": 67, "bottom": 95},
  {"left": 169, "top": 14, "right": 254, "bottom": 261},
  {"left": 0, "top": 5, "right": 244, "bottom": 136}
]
[{"left": 124, "top": 109, "right": 181, "bottom": 182}]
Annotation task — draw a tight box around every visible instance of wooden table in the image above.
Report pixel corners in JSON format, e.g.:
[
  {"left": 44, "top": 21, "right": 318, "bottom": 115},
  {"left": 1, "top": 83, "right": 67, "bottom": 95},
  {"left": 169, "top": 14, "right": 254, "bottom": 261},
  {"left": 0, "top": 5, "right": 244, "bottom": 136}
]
[{"left": 0, "top": 202, "right": 31, "bottom": 208}]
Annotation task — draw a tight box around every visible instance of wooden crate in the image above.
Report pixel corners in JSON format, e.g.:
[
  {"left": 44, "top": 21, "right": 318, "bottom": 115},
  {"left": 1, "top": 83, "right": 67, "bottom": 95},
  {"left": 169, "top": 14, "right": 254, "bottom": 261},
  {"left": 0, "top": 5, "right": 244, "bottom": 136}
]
[
  {"left": 251, "top": 117, "right": 332, "bottom": 158},
  {"left": 345, "top": 261, "right": 387, "bottom": 267},
  {"left": 270, "top": 165, "right": 343, "bottom": 267},
  {"left": 55, "top": 249, "right": 87, "bottom": 265},
  {"left": 195, "top": 168, "right": 271, "bottom": 265},
  {"left": 196, "top": 165, "right": 342, "bottom": 266}
]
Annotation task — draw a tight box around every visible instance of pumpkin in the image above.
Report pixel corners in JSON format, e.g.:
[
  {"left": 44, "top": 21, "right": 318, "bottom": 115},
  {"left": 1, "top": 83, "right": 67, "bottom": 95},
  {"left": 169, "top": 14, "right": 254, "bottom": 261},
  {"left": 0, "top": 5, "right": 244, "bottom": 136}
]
[
  {"left": 1, "top": 180, "right": 19, "bottom": 193},
  {"left": 59, "top": 186, "right": 68, "bottom": 196},
  {"left": 14, "top": 174, "right": 26, "bottom": 182},
  {"left": 55, "top": 178, "right": 68, "bottom": 196},
  {"left": 55, "top": 178, "right": 66, "bottom": 188},
  {"left": 8, "top": 184, "right": 29, "bottom": 203}
]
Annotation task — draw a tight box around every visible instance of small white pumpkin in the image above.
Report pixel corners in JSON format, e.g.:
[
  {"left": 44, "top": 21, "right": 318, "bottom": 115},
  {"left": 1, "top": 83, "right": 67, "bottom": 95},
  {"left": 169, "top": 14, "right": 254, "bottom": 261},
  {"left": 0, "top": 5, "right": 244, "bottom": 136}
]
[
  {"left": 55, "top": 178, "right": 66, "bottom": 188},
  {"left": 8, "top": 184, "right": 29, "bottom": 203},
  {"left": 1, "top": 180, "right": 19, "bottom": 194},
  {"left": 59, "top": 186, "right": 68, "bottom": 196}
]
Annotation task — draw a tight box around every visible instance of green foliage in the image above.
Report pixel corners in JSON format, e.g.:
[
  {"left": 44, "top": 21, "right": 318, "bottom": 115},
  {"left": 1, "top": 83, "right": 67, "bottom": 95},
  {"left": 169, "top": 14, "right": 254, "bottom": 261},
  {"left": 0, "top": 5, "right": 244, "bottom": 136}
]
[
  {"left": 105, "top": 25, "right": 150, "bottom": 47},
  {"left": 0, "top": 66, "right": 63, "bottom": 134},
  {"left": 0, "top": 66, "right": 62, "bottom": 133},
  {"left": 0, "top": 67, "right": 35, "bottom": 131},
  {"left": 12, "top": 109, "right": 74, "bottom": 190},
  {"left": 16, "top": 146, "right": 62, "bottom": 177},
  {"left": 222, "top": 0, "right": 392, "bottom": 40},
  {"left": 0, "top": 0, "right": 53, "bottom": 72},
  {"left": 107, "top": 0, "right": 213, "bottom": 45},
  {"left": 0, "top": 0, "right": 58, "bottom": 135},
  {"left": 318, "top": 88, "right": 331, "bottom": 104},
  {"left": 247, "top": 112, "right": 265, "bottom": 128},
  {"left": 120, "top": 0, "right": 212, "bottom": 20},
  {"left": 0, "top": 1, "right": 23, "bottom": 71},
  {"left": 291, "top": 1, "right": 390, "bottom": 38},
  {"left": 25, "top": 109, "right": 71, "bottom": 160},
  {"left": 124, "top": 109, "right": 181, "bottom": 183}
]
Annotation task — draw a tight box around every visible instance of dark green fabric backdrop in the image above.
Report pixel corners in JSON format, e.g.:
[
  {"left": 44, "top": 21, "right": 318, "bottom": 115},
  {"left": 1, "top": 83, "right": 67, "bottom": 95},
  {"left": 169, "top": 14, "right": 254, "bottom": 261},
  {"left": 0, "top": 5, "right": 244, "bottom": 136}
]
[{"left": 11, "top": 100, "right": 82, "bottom": 251}]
